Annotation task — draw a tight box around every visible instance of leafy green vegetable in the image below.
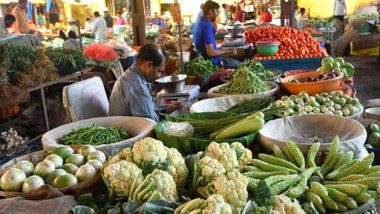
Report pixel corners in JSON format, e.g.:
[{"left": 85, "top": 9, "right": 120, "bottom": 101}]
[
  {"left": 238, "top": 60, "right": 280, "bottom": 80},
  {"left": 59, "top": 124, "right": 129, "bottom": 145},
  {"left": 0, "top": 43, "right": 38, "bottom": 73},
  {"left": 45, "top": 47, "right": 86, "bottom": 68},
  {"left": 217, "top": 66, "right": 270, "bottom": 95},
  {"left": 183, "top": 57, "right": 216, "bottom": 76}
]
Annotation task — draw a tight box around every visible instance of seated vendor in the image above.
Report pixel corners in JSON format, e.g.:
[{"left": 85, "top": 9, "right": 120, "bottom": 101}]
[
  {"left": 193, "top": 0, "right": 241, "bottom": 69},
  {"left": 109, "top": 44, "right": 166, "bottom": 122}
]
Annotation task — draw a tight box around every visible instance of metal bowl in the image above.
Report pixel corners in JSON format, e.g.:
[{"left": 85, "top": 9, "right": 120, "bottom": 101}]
[
  {"left": 155, "top": 74, "right": 187, "bottom": 93},
  {"left": 227, "top": 26, "right": 244, "bottom": 38}
]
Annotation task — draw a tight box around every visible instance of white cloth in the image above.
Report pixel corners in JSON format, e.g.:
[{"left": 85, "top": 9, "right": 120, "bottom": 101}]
[
  {"left": 334, "top": 0, "right": 346, "bottom": 16},
  {"left": 92, "top": 16, "right": 107, "bottom": 42},
  {"left": 220, "top": 8, "right": 228, "bottom": 24},
  {"left": 0, "top": 17, "right": 7, "bottom": 35},
  {"left": 85, "top": 21, "right": 93, "bottom": 31}
]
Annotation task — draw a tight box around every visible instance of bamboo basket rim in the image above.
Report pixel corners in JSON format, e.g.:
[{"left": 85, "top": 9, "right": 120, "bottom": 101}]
[{"left": 0, "top": 145, "right": 107, "bottom": 198}]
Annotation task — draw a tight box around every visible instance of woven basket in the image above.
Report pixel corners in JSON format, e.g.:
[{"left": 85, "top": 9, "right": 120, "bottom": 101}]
[{"left": 0, "top": 146, "right": 107, "bottom": 199}]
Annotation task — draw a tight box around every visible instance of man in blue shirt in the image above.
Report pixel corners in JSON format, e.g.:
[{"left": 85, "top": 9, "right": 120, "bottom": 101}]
[
  {"left": 109, "top": 44, "right": 166, "bottom": 122},
  {"left": 193, "top": 0, "right": 241, "bottom": 68}
]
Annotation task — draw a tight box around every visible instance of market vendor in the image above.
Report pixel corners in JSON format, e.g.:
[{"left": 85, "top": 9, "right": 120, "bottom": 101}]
[
  {"left": 12, "top": 0, "right": 34, "bottom": 34},
  {"left": 193, "top": 0, "right": 241, "bottom": 69},
  {"left": 0, "top": 14, "right": 16, "bottom": 34},
  {"left": 109, "top": 44, "right": 166, "bottom": 122}
]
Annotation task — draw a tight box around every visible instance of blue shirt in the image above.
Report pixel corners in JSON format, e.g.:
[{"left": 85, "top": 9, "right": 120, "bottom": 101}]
[
  {"left": 109, "top": 64, "right": 159, "bottom": 122},
  {"left": 193, "top": 17, "right": 221, "bottom": 66}
]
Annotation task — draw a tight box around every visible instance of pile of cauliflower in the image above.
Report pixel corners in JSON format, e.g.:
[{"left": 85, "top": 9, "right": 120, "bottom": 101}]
[{"left": 102, "top": 138, "right": 254, "bottom": 214}]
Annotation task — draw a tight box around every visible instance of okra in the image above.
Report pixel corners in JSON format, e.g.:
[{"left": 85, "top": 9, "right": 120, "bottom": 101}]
[
  {"left": 306, "top": 143, "right": 323, "bottom": 178},
  {"left": 354, "top": 191, "right": 372, "bottom": 204},
  {"left": 311, "top": 182, "right": 328, "bottom": 197},
  {"left": 321, "top": 195, "right": 339, "bottom": 211},
  {"left": 273, "top": 145, "right": 287, "bottom": 160},
  {"left": 326, "top": 186, "right": 348, "bottom": 202},
  {"left": 333, "top": 151, "right": 353, "bottom": 171},
  {"left": 286, "top": 167, "right": 317, "bottom": 198},
  {"left": 258, "top": 154, "right": 302, "bottom": 172},
  {"left": 324, "top": 184, "right": 362, "bottom": 197},
  {"left": 252, "top": 159, "right": 298, "bottom": 174},
  {"left": 338, "top": 174, "right": 366, "bottom": 181},
  {"left": 286, "top": 141, "right": 305, "bottom": 169},
  {"left": 325, "top": 159, "right": 359, "bottom": 180},
  {"left": 241, "top": 166, "right": 262, "bottom": 172},
  {"left": 342, "top": 197, "right": 358, "bottom": 209},
  {"left": 362, "top": 165, "right": 380, "bottom": 175},
  {"left": 247, "top": 177, "right": 260, "bottom": 192},
  {"left": 305, "top": 191, "right": 326, "bottom": 214},
  {"left": 243, "top": 170, "right": 288, "bottom": 179},
  {"left": 322, "top": 136, "right": 340, "bottom": 167},
  {"left": 334, "top": 153, "right": 374, "bottom": 180},
  {"left": 283, "top": 145, "right": 297, "bottom": 165},
  {"left": 270, "top": 175, "right": 301, "bottom": 195}
]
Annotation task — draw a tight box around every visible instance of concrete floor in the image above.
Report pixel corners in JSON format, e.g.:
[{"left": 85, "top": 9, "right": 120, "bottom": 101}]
[{"left": 346, "top": 56, "right": 380, "bottom": 105}]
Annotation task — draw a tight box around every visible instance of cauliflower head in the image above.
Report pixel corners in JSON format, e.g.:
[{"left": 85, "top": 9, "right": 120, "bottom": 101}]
[
  {"left": 149, "top": 169, "right": 178, "bottom": 201},
  {"left": 132, "top": 137, "right": 168, "bottom": 174},
  {"left": 273, "top": 195, "right": 306, "bottom": 214},
  {"left": 109, "top": 147, "right": 133, "bottom": 164},
  {"left": 202, "top": 194, "right": 233, "bottom": 214},
  {"left": 102, "top": 160, "right": 143, "bottom": 198},
  {"left": 230, "top": 142, "right": 253, "bottom": 166},
  {"left": 165, "top": 147, "right": 189, "bottom": 187},
  {"left": 213, "top": 169, "right": 248, "bottom": 214},
  {"left": 205, "top": 142, "right": 239, "bottom": 170}
]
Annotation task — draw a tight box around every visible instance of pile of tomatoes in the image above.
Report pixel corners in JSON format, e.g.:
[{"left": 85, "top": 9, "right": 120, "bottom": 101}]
[{"left": 245, "top": 26, "right": 326, "bottom": 60}]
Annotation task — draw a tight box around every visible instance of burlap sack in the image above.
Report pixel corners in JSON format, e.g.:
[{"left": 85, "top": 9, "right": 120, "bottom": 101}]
[
  {"left": 0, "top": 195, "right": 75, "bottom": 214},
  {"left": 352, "top": 34, "right": 380, "bottom": 51}
]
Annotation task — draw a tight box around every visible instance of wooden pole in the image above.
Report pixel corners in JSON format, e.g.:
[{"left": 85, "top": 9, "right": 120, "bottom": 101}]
[{"left": 131, "top": 0, "right": 146, "bottom": 45}]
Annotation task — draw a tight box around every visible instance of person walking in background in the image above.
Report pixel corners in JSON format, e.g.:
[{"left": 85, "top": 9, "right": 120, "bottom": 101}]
[
  {"left": 92, "top": 11, "right": 107, "bottom": 42},
  {"left": 0, "top": 14, "right": 16, "bottom": 34},
  {"left": 12, "top": 0, "right": 34, "bottom": 34},
  {"left": 37, "top": 12, "right": 46, "bottom": 28},
  {"left": 220, "top": 3, "right": 229, "bottom": 24},
  {"left": 260, "top": 8, "right": 272, "bottom": 24},
  {"left": 234, "top": 2, "right": 244, "bottom": 22},
  {"left": 334, "top": 0, "right": 347, "bottom": 34},
  {"left": 116, "top": 12, "right": 126, "bottom": 25},
  {"left": 296, "top": 7, "right": 308, "bottom": 29},
  {"left": 103, "top": 8, "right": 113, "bottom": 30}
]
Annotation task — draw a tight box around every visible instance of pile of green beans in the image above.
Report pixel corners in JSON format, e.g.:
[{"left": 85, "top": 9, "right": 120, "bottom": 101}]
[
  {"left": 183, "top": 57, "right": 216, "bottom": 76},
  {"left": 217, "top": 66, "right": 270, "bottom": 95},
  {"left": 59, "top": 124, "right": 129, "bottom": 145}
]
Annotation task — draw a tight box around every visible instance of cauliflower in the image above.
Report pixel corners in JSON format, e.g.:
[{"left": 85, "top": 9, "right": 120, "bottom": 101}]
[
  {"left": 202, "top": 194, "right": 233, "bottom": 214},
  {"left": 174, "top": 194, "right": 232, "bottom": 214},
  {"left": 205, "top": 142, "right": 239, "bottom": 170},
  {"left": 102, "top": 160, "right": 143, "bottom": 198},
  {"left": 132, "top": 137, "right": 168, "bottom": 174},
  {"left": 213, "top": 169, "right": 248, "bottom": 214},
  {"left": 193, "top": 156, "right": 226, "bottom": 190},
  {"left": 109, "top": 147, "right": 133, "bottom": 163},
  {"left": 165, "top": 147, "right": 189, "bottom": 187},
  {"left": 230, "top": 142, "right": 253, "bottom": 166},
  {"left": 272, "top": 195, "right": 306, "bottom": 214},
  {"left": 130, "top": 169, "right": 178, "bottom": 202}
]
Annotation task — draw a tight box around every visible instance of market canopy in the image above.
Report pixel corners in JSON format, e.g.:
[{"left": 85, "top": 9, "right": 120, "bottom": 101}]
[{"left": 298, "top": 0, "right": 378, "bottom": 18}]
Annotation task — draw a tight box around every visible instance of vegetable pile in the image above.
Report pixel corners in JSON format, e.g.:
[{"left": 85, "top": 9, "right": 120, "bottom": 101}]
[
  {"left": 245, "top": 26, "right": 326, "bottom": 60},
  {"left": 183, "top": 57, "right": 216, "bottom": 76},
  {"left": 59, "top": 124, "right": 129, "bottom": 146},
  {"left": 274, "top": 91, "right": 362, "bottom": 117},
  {"left": 289, "top": 71, "right": 340, "bottom": 83},
  {"left": 318, "top": 56, "right": 355, "bottom": 80},
  {"left": 0, "top": 128, "right": 29, "bottom": 155},
  {"left": 0, "top": 145, "right": 105, "bottom": 193},
  {"left": 245, "top": 136, "right": 380, "bottom": 213},
  {"left": 238, "top": 60, "right": 281, "bottom": 80},
  {"left": 217, "top": 66, "right": 270, "bottom": 95},
  {"left": 366, "top": 123, "right": 380, "bottom": 148}
]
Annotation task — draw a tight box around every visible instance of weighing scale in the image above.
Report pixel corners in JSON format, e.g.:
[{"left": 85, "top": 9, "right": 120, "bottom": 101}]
[
  {"left": 155, "top": 85, "right": 200, "bottom": 110},
  {"left": 223, "top": 34, "right": 245, "bottom": 47}
]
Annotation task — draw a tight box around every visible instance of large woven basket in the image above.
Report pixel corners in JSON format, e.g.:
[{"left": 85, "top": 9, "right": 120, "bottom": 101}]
[{"left": 0, "top": 146, "right": 107, "bottom": 199}]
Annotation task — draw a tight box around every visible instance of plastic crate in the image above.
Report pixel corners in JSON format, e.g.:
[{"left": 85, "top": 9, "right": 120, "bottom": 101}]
[{"left": 259, "top": 57, "right": 323, "bottom": 71}]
